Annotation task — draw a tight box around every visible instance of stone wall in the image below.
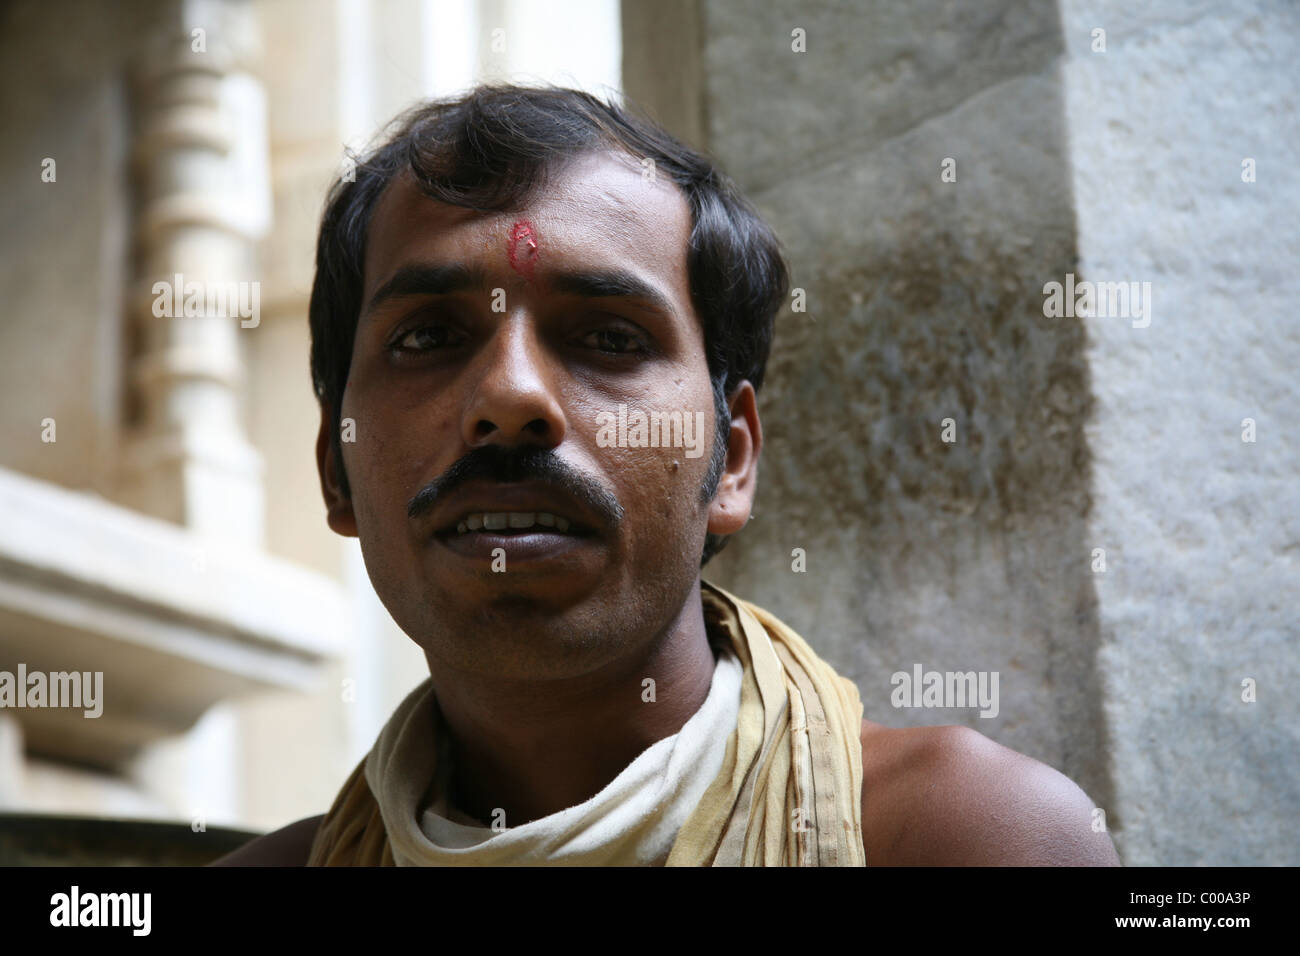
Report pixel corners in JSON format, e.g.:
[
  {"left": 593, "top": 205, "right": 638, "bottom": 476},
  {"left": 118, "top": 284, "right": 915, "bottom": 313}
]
[
  {"left": 1061, "top": 0, "right": 1299, "bottom": 866},
  {"left": 0, "top": 0, "right": 153, "bottom": 496}
]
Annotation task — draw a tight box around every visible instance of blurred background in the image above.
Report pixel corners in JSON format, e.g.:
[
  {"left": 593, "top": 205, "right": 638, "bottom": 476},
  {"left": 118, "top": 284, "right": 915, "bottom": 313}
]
[{"left": 0, "top": 0, "right": 1295, "bottom": 865}]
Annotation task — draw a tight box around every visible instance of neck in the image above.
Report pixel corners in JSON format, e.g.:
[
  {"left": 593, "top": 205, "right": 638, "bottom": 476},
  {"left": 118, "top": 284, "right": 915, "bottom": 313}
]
[{"left": 424, "top": 583, "right": 718, "bottom": 827}]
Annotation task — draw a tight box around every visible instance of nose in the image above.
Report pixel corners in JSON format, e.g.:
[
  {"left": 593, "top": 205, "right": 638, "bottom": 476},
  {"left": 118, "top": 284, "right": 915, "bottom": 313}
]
[{"left": 461, "top": 314, "right": 567, "bottom": 451}]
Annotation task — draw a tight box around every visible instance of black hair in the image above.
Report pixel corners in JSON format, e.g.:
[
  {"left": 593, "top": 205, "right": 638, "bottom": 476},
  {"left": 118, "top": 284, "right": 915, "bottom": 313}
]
[{"left": 308, "top": 82, "right": 789, "bottom": 566}]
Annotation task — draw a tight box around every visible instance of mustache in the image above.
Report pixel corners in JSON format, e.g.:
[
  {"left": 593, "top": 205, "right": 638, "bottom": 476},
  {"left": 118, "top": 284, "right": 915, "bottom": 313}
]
[{"left": 407, "top": 445, "right": 625, "bottom": 529}]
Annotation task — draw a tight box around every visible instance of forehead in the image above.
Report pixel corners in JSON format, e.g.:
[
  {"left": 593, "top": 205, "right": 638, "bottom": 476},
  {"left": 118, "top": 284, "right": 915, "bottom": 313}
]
[{"left": 362, "top": 149, "right": 694, "bottom": 307}]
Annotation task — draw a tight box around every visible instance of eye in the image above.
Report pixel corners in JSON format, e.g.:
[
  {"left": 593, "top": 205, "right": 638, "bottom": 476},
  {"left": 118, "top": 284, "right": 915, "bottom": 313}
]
[
  {"left": 391, "top": 323, "right": 458, "bottom": 352},
  {"left": 582, "top": 327, "right": 647, "bottom": 354}
]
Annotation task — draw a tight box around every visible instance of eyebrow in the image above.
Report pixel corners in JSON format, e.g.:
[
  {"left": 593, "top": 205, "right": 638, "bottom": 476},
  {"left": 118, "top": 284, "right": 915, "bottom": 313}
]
[
  {"left": 361, "top": 261, "right": 678, "bottom": 321},
  {"left": 361, "top": 263, "right": 490, "bottom": 318},
  {"left": 547, "top": 269, "right": 677, "bottom": 319}
]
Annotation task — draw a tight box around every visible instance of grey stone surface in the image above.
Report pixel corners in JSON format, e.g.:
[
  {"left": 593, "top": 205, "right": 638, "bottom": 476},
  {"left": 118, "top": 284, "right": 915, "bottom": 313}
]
[
  {"left": 701, "top": 0, "right": 1065, "bottom": 191},
  {"left": 1061, "top": 0, "right": 1300, "bottom": 865}
]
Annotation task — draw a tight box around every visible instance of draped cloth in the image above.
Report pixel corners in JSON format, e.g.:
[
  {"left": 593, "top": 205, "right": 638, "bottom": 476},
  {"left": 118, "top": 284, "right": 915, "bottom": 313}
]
[
  {"left": 324, "top": 628, "right": 744, "bottom": 866},
  {"left": 305, "top": 579, "right": 866, "bottom": 866}
]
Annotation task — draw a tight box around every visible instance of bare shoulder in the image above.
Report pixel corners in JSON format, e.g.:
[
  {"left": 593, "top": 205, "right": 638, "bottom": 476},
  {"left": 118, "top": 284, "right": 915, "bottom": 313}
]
[
  {"left": 208, "top": 814, "right": 326, "bottom": 867},
  {"left": 858, "top": 719, "right": 1120, "bottom": 866}
]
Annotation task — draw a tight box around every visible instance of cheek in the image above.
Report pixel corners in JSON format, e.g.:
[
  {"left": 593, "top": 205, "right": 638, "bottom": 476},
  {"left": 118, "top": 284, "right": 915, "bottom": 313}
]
[
  {"left": 342, "top": 379, "right": 454, "bottom": 530},
  {"left": 646, "top": 449, "right": 713, "bottom": 567},
  {"left": 590, "top": 400, "right": 715, "bottom": 550}
]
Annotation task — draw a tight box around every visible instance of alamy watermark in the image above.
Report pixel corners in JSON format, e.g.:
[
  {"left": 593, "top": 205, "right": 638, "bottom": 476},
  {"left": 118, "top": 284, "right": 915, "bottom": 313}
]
[
  {"left": 50, "top": 886, "right": 150, "bottom": 936},
  {"left": 1042, "top": 272, "right": 1151, "bottom": 328},
  {"left": 152, "top": 272, "right": 261, "bottom": 328},
  {"left": 0, "top": 664, "right": 103, "bottom": 718},
  {"left": 595, "top": 404, "right": 708, "bottom": 459},
  {"left": 890, "top": 663, "right": 999, "bottom": 719}
]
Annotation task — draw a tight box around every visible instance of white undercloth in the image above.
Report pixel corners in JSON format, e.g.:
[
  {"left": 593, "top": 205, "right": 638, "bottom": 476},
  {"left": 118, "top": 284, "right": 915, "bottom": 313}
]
[{"left": 363, "top": 642, "right": 742, "bottom": 866}]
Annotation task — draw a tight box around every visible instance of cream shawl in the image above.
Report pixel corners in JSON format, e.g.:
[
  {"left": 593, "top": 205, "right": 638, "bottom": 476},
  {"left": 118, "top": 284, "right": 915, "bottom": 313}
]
[{"left": 306, "top": 580, "right": 865, "bottom": 866}]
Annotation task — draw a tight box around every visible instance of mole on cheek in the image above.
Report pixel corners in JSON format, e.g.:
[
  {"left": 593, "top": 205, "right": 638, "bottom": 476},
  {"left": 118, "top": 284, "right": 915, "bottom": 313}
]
[{"left": 507, "top": 220, "right": 540, "bottom": 279}]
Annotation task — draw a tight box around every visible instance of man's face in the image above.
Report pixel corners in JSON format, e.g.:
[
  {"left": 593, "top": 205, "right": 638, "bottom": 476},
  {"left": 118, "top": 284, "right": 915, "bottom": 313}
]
[{"left": 320, "top": 150, "right": 751, "bottom": 680}]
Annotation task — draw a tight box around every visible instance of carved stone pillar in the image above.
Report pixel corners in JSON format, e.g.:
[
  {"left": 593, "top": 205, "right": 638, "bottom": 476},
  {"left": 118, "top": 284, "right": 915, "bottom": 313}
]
[{"left": 120, "top": 0, "right": 268, "bottom": 546}]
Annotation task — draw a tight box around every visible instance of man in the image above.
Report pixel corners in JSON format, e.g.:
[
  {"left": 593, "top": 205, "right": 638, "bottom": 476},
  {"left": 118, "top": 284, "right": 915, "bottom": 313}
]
[{"left": 214, "top": 83, "right": 1119, "bottom": 866}]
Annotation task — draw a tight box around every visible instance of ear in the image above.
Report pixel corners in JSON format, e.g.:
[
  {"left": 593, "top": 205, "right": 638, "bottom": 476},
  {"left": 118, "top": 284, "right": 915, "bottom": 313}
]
[
  {"left": 706, "top": 381, "right": 762, "bottom": 537},
  {"left": 316, "top": 405, "right": 358, "bottom": 537}
]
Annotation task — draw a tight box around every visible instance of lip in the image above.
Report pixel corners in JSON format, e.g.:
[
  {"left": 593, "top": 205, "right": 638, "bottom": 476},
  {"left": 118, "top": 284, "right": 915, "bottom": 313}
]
[{"left": 435, "top": 527, "right": 596, "bottom": 564}]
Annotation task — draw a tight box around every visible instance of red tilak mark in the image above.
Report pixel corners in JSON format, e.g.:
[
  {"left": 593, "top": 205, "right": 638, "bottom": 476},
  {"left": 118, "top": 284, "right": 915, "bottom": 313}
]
[{"left": 507, "top": 220, "right": 540, "bottom": 279}]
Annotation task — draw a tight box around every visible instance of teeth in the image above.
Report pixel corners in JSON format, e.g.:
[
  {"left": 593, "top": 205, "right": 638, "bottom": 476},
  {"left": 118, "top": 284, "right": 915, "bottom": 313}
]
[{"left": 454, "top": 512, "right": 573, "bottom": 534}]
